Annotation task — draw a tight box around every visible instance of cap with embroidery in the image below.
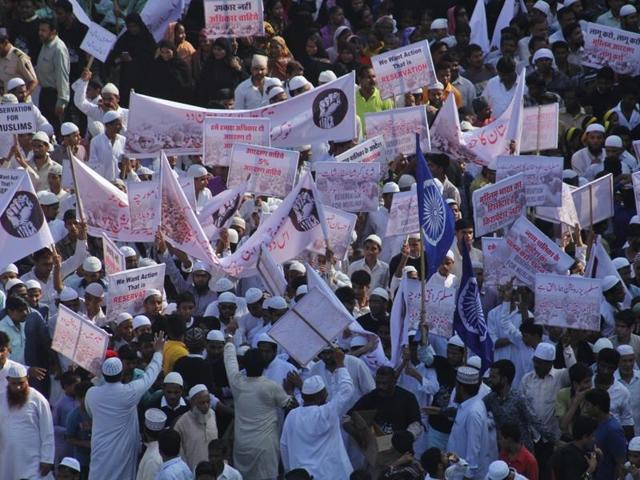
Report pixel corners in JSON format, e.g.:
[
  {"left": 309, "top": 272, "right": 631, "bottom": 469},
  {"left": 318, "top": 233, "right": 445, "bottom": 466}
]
[
  {"left": 144, "top": 408, "right": 167, "bottom": 431},
  {"left": 163, "top": 371, "right": 184, "bottom": 386},
  {"left": 59, "top": 457, "right": 81, "bottom": 473},
  {"left": 83, "top": 256, "right": 102, "bottom": 273},
  {"left": 188, "top": 384, "right": 208, "bottom": 399},
  {"left": 245, "top": 288, "right": 263, "bottom": 304},
  {"left": 59, "top": 286, "right": 78, "bottom": 302},
  {"left": 534, "top": 342, "right": 556, "bottom": 361},
  {"left": 85, "top": 283, "right": 104, "bottom": 298},
  {"left": 102, "top": 357, "right": 123, "bottom": 376},
  {"left": 302, "top": 375, "right": 326, "bottom": 395},
  {"left": 132, "top": 315, "right": 152, "bottom": 330},
  {"left": 456, "top": 366, "right": 480, "bottom": 385},
  {"left": 215, "top": 277, "right": 234, "bottom": 292}
]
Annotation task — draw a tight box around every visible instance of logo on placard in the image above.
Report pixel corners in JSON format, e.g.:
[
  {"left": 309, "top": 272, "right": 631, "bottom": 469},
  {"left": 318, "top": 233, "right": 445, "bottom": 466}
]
[
  {"left": 312, "top": 89, "right": 348, "bottom": 129},
  {"left": 1, "top": 191, "right": 44, "bottom": 238},
  {"left": 288, "top": 188, "right": 320, "bottom": 232},
  {"left": 457, "top": 277, "right": 488, "bottom": 341},
  {"left": 211, "top": 194, "right": 242, "bottom": 228}
]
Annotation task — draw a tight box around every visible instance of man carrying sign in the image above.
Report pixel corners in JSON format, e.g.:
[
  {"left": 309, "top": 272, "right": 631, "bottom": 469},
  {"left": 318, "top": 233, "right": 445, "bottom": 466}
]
[{"left": 356, "top": 65, "right": 393, "bottom": 130}]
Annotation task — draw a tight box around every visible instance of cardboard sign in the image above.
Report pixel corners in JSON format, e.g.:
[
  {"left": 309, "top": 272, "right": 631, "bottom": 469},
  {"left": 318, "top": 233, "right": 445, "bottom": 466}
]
[
  {"left": 472, "top": 173, "right": 526, "bottom": 236},
  {"left": 203, "top": 117, "right": 270, "bottom": 167},
  {"left": 127, "top": 180, "right": 161, "bottom": 241},
  {"left": 403, "top": 278, "right": 455, "bottom": 337},
  {"left": 582, "top": 22, "right": 640, "bottom": 76},
  {"left": 51, "top": 305, "right": 110, "bottom": 376},
  {"left": 101, "top": 232, "right": 125, "bottom": 276},
  {"left": 106, "top": 264, "right": 165, "bottom": 322},
  {"left": 307, "top": 205, "right": 357, "bottom": 260},
  {"left": 370, "top": 41, "right": 437, "bottom": 99},
  {"left": 227, "top": 143, "right": 298, "bottom": 198},
  {"left": 364, "top": 106, "right": 430, "bottom": 159},
  {"left": 534, "top": 273, "right": 602, "bottom": 331},
  {"left": 520, "top": 104, "right": 559, "bottom": 153},
  {"left": 482, "top": 237, "right": 515, "bottom": 287},
  {"left": 571, "top": 174, "right": 614, "bottom": 227},
  {"left": 385, "top": 190, "right": 419, "bottom": 236},
  {"left": 495, "top": 155, "right": 563, "bottom": 207},
  {"left": 535, "top": 183, "right": 580, "bottom": 226},
  {"left": 315, "top": 162, "right": 380, "bottom": 212},
  {"left": 335, "top": 135, "right": 387, "bottom": 175},
  {"left": 0, "top": 104, "right": 36, "bottom": 134},
  {"left": 80, "top": 23, "right": 117, "bottom": 63},
  {"left": 0, "top": 168, "right": 23, "bottom": 195},
  {"left": 268, "top": 287, "right": 352, "bottom": 366},
  {"left": 203, "top": 0, "right": 264, "bottom": 38}
]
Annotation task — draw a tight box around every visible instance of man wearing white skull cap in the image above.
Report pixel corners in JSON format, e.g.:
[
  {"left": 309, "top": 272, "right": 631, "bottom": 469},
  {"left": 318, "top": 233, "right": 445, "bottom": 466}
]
[
  {"left": 615, "top": 341, "right": 640, "bottom": 435},
  {"left": 234, "top": 54, "right": 275, "bottom": 109},
  {"left": 281, "top": 348, "right": 354, "bottom": 478},
  {"left": 136, "top": 408, "right": 167, "bottom": 480},
  {"left": 73, "top": 67, "right": 129, "bottom": 131}
]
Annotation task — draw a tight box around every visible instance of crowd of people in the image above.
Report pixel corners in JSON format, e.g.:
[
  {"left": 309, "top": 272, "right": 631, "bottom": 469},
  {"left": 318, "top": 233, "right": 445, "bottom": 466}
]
[{"left": 2, "top": 0, "right": 640, "bottom": 480}]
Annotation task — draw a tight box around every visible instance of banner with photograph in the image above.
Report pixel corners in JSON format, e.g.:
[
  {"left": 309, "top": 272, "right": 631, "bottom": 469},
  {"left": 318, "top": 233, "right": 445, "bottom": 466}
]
[
  {"left": 482, "top": 237, "right": 516, "bottom": 287},
  {"left": 495, "top": 155, "right": 563, "bottom": 206},
  {"left": 472, "top": 173, "right": 526, "bottom": 236},
  {"left": 106, "top": 264, "right": 165, "bottom": 322},
  {"left": 315, "top": 162, "right": 380, "bottom": 212},
  {"left": 535, "top": 183, "right": 579, "bottom": 226},
  {"left": 582, "top": 22, "right": 640, "bottom": 76},
  {"left": 203, "top": 117, "right": 270, "bottom": 166},
  {"left": 203, "top": 0, "right": 264, "bottom": 38},
  {"left": 364, "top": 106, "right": 430, "bottom": 158}
]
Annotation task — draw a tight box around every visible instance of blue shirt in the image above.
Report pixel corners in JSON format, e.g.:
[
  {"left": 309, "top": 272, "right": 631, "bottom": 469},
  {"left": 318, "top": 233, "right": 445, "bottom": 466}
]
[
  {"left": 0, "top": 315, "right": 26, "bottom": 364},
  {"left": 66, "top": 406, "right": 92, "bottom": 467},
  {"left": 594, "top": 416, "right": 626, "bottom": 480}
]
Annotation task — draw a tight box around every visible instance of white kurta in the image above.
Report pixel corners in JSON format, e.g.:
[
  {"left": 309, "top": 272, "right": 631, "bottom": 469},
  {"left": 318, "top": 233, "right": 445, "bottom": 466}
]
[
  {"left": 88, "top": 132, "right": 125, "bottom": 181},
  {"left": 280, "top": 367, "right": 354, "bottom": 478},
  {"left": 85, "top": 351, "right": 162, "bottom": 480},
  {"left": 0, "top": 387, "right": 55, "bottom": 480},
  {"left": 136, "top": 441, "right": 162, "bottom": 480}
]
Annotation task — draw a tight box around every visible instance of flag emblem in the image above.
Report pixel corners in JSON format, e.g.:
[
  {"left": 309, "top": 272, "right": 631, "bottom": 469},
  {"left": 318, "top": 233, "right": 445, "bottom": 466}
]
[
  {"left": 421, "top": 179, "right": 447, "bottom": 246},
  {"left": 457, "top": 276, "right": 488, "bottom": 341}
]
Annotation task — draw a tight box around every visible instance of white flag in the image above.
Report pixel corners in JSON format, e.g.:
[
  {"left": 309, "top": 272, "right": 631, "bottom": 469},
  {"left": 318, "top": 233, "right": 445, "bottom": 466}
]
[
  {"left": 159, "top": 152, "right": 220, "bottom": 267},
  {"left": 470, "top": 0, "right": 490, "bottom": 54},
  {"left": 0, "top": 170, "right": 54, "bottom": 266},
  {"left": 491, "top": 0, "right": 517, "bottom": 49},
  {"left": 585, "top": 236, "right": 632, "bottom": 308}
]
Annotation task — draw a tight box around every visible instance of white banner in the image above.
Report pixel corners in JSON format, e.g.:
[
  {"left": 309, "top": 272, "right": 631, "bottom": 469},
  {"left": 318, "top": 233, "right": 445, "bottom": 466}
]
[
  {"left": 125, "top": 72, "right": 356, "bottom": 155},
  {"left": 51, "top": 305, "right": 109, "bottom": 376},
  {"left": 535, "top": 183, "right": 579, "bottom": 226},
  {"left": 482, "top": 237, "right": 516, "bottom": 287},
  {"left": 203, "top": 117, "right": 270, "bottom": 167},
  {"left": 504, "top": 216, "right": 575, "bottom": 287},
  {"left": 335, "top": 135, "right": 387, "bottom": 174},
  {"left": 571, "top": 174, "right": 614, "bottom": 227},
  {"left": 364, "top": 106, "right": 430, "bottom": 158},
  {"left": 227, "top": 143, "right": 298, "bottom": 198},
  {"left": 139, "top": 0, "right": 186, "bottom": 42},
  {"left": 102, "top": 232, "right": 125, "bottom": 276},
  {"left": 106, "top": 264, "right": 166, "bottom": 322},
  {"left": 495, "top": 155, "right": 563, "bottom": 206},
  {"left": 198, "top": 181, "right": 247, "bottom": 239},
  {"left": 80, "top": 23, "right": 117, "bottom": 63},
  {"left": 0, "top": 104, "right": 36, "bottom": 134},
  {"left": 370, "top": 41, "right": 437, "bottom": 99},
  {"left": 0, "top": 170, "right": 54, "bottom": 267},
  {"left": 472, "top": 173, "right": 526, "bottom": 236},
  {"left": 403, "top": 278, "right": 455, "bottom": 337},
  {"left": 307, "top": 205, "right": 357, "bottom": 260},
  {"left": 315, "top": 162, "right": 380, "bottom": 212},
  {"left": 385, "top": 190, "right": 419, "bottom": 236},
  {"left": 520, "top": 104, "right": 559, "bottom": 153},
  {"left": 534, "top": 273, "right": 602, "bottom": 331},
  {"left": 582, "top": 22, "right": 640, "bottom": 76},
  {"left": 127, "top": 180, "right": 161, "bottom": 241},
  {"left": 203, "top": 0, "right": 264, "bottom": 38},
  {"left": 257, "top": 244, "right": 287, "bottom": 297}
]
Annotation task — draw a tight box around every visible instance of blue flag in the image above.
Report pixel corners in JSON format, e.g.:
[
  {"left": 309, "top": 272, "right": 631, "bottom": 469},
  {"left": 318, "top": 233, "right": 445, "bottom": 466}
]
[
  {"left": 415, "top": 135, "right": 455, "bottom": 279},
  {"left": 453, "top": 239, "right": 494, "bottom": 371}
]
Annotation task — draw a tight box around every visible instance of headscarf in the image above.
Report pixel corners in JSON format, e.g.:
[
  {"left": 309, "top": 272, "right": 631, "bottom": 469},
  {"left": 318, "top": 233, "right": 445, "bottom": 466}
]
[{"left": 268, "top": 36, "right": 293, "bottom": 80}]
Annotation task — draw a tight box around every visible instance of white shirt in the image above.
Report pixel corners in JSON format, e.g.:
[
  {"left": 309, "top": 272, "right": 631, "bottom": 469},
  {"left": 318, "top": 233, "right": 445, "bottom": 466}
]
[
  {"left": 280, "top": 367, "right": 354, "bottom": 478},
  {"left": 72, "top": 78, "right": 129, "bottom": 130},
  {"left": 600, "top": 300, "right": 620, "bottom": 337},
  {"left": 347, "top": 257, "right": 390, "bottom": 291},
  {"left": 584, "top": 158, "right": 631, "bottom": 180},
  {"left": 603, "top": 379, "right": 635, "bottom": 429},
  {"left": 89, "top": 133, "right": 126, "bottom": 181},
  {"left": 136, "top": 441, "right": 162, "bottom": 480},
  {"left": 571, "top": 147, "right": 605, "bottom": 176},
  {"left": 217, "top": 463, "right": 243, "bottom": 480},
  {"left": 616, "top": 369, "right": 640, "bottom": 434},
  {"left": 612, "top": 102, "right": 640, "bottom": 131},
  {"left": 234, "top": 76, "right": 274, "bottom": 109},
  {"left": 263, "top": 356, "right": 298, "bottom": 387},
  {"left": 155, "top": 457, "right": 192, "bottom": 480},
  {"left": 482, "top": 76, "right": 518, "bottom": 118}
]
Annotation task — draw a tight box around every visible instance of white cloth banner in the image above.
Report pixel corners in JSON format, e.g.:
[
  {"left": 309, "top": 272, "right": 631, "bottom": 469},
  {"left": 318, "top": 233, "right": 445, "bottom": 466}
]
[
  {"left": 102, "top": 232, "right": 125, "bottom": 276},
  {"left": 571, "top": 174, "right": 614, "bottom": 227},
  {"left": 315, "top": 162, "right": 380, "bottom": 212},
  {"left": 364, "top": 106, "right": 430, "bottom": 158},
  {"left": 80, "top": 23, "right": 117, "bottom": 63},
  {"left": 127, "top": 180, "right": 161, "bottom": 241},
  {"left": 106, "top": 264, "right": 166, "bottom": 323},
  {"left": 51, "top": 305, "right": 109, "bottom": 376},
  {"left": 385, "top": 190, "right": 419, "bottom": 236},
  {"left": 495, "top": 155, "right": 563, "bottom": 207},
  {"left": 482, "top": 237, "right": 516, "bottom": 287},
  {"left": 535, "top": 183, "right": 579, "bottom": 226},
  {"left": 227, "top": 143, "right": 298, "bottom": 198},
  {"left": 203, "top": 117, "right": 270, "bottom": 166},
  {"left": 504, "top": 216, "right": 574, "bottom": 287},
  {"left": 307, "top": 205, "right": 357, "bottom": 260},
  {"left": 0, "top": 170, "right": 54, "bottom": 267},
  {"left": 203, "top": 0, "right": 264, "bottom": 38},
  {"left": 520, "top": 104, "right": 559, "bottom": 153},
  {"left": 491, "top": 0, "right": 517, "bottom": 49},
  {"left": 198, "top": 181, "right": 247, "bottom": 239},
  {"left": 268, "top": 287, "right": 352, "bottom": 366},
  {"left": 178, "top": 176, "right": 197, "bottom": 212},
  {"left": 257, "top": 244, "right": 287, "bottom": 297},
  {"left": 335, "top": 135, "right": 387, "bottom": 174},
  {"left": 472, "top": 173, "right": 526, "bottom": 236},
  {"left": 429, "top": 94, "right": 464, "bottom": 156},
  {"left": 534, "top": 273, "right": 602, "bottom": 331},
  {"left": 582, "top": 22, "right": 640, "bottom": 76},
  {"left": 370, "top": 41, "right": 437, "bottom": 99},
  {"left": 159, "top": 152, "right": 220, "bottom": 266},
  {"left": 125, "top": 72, "right": 356, "bottom": 155},
  {"left": 0, "top": 104, "right": 36, "bottom": 134}
]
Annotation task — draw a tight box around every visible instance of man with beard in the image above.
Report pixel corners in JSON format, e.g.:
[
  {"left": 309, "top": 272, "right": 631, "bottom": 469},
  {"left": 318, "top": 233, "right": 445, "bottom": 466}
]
[
  {"left": 0, "top": 362, "right": 55, "bottom": 479},
  {"left": 74, "top": 68, "right": 129, "bottom": 129},
  {"left": 5, "top": 76, "right": 52, "bottom": 131},
  {"left": 571, "top": 122, "right": 606, "bottom": 176},
  {"left": 234, "top": 54, "right": 274, "bottom": 109},
  {"left": 585, "top": 135, "right": 632, "bottom": 182}
]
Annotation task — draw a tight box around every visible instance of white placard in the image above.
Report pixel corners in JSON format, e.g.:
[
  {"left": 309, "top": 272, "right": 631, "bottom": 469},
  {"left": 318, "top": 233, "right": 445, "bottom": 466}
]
[
  {"left": 582, "top": 22, "right": 640, "bottom": 75},
  {"left": 335, "top": 135, "right": 387, "bottom": 177},
  {"left": 535, "top": 183, "right": 580, "bottom": 226},
  {"left": 472, "top": 173, "right": 526, "bottom": 236},
  {"left": 0, "top": 104, "right": 36, "bottom": 134},
  {"left": 402, "top": 278, "right": 455, "bottom": 337},
  {"left": 571, "top": 174, "right": 614, "bottom": 227},
  {"left": 0, "top": 168, "right": 23, "bottom": 195},
  {"left": 79, "top": 23, "right": 117, "bottom": 63},
  {"left": 106, "top": 264, "right": 166, "bottom": 322},
  {"left": 315, "top": 162, "right": 380, "bottom": 212},
  {"left": 203, "top": 117, "right": 271, "bottom": 167},
  {"left": 385, "top": 190, "right": 419, "bottom": 236},
  {"left": 257, "top": 244, "right": 287, "bottom": 297},
  {"left": 520, "top": 104, "right": 559, "bottom": 153},
  {"left": 495, "top": 155, "right": 563, "bottom": 207},
  {"left": 307, "top": 206, "right": 357, "bottom": 261},
  {"left": 203, "top": 0, "right": 264, "bottom": 38},
  {"left": 364, "top": 106, "right": 430, "bottom": 159},
  {"left": 482, "top": 237, "right": 515, "bottom": 287},
  {"left": 101, "top": 232, "right": 125, "bottom": 276}
]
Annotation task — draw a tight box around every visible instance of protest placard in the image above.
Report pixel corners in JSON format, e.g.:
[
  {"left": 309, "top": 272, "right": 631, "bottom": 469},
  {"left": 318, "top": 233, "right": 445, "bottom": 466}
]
[
  {"left": 0, "top": 103, "right": 35, "bottom": 134},
  {"left": 203, "top": 117, "right": 270, "bottom": 166},
  {"left": 535, "top": 183, "right": 579, "bottom": 226},
  {"left": 472, "top": 173, "right": 526, "bottom": 236},
  {"left": 495, "top": 155, "right": 563, "bottom": 206},
  {"left": 633, "top": 140, "right": 640, "bottom": 162},
  {"left": 335, "top": 135, "right": 387, "bottom": 174},
  {"left": 268, "top": 287, "right": 353, "bottom": 366},
  {"left": 127, "top": 180, "right": 161, "bottom": 241},
  {"left": 571, "top": 174, "right": 614, "bottom": 227},
  {"left": 203, "top": 0, "right": 264, "bottom": 38},
  {"left": 307, "top": 206, "right": 357, "bottom": 260},
  {"left": 227, "top": 143, "right": 298, "bottom": 198},
  {"left": 80, "top": 23, "right": 117, "bottom": 63},
  {"left": 402, "top": 278, "right": 455, "bottom": 337},
  {"left": 520, "top": 104, "right": 559, "bottom": 153},
  {"left": 385, "top": 190, "right": 419, "bottom": 236},
  {"left": 51, "top": 305, "right": 110, "bottom": 376},
  {"left": 582, "top": 22, "right": 640, "bottom": 76},
  {"left": 102, "top": 232, "right": 125, "bottom": 276},
  {"left": 0, "top": 168, "right": 23, "bottom": 195},
  {"left": 257, "top": 244, "right": 287, "bottom": 297},
  {"left": 315, "top": 162, "right": 380, "bottom": 212},
  {"left": 364, "top": 106, "right": 430, "bottom": 158},
  {"left": 481, "top": 237, "right": 521, "bottom": 287},
  {"left": 370, "top": 41, "right": 437, "bottom": 99},
  {"left": 534, "top": 273, "right": 602, "bottom": 331},
  {"left": 106, "top": 264, "right": 165, "bottom": 322},
  {"left": 634, "top": 171, "right": 640, "bottom": 216},
  {"left": 504, "top": 216, "right": 575, "bottom": 287}
]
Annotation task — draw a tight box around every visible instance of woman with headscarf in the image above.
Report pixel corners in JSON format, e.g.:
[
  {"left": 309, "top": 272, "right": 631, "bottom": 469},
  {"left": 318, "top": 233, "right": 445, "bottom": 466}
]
[
  {"left": 265, "top": 0, "right": 287, "bottom": 36},
  {"left": 148, "top": 40, "right": 193, "bottom": 103},
  {"left": 197, "top": 38, "right": 247, "bottom": 107},
  {"left": 267, "top": 36, "right": 293, "bottom": 81},
  {"left": 332, "top": 43, "right": 360, "bottom": 76},
  {"left": 300, "top": 33, "right": 332, "bottom": 85},
  {"left": 191, "top": 29, "right": 214, "bottom": 85},
  {"left": 108, "top": 13, "right": 157, "bottom": 107}
]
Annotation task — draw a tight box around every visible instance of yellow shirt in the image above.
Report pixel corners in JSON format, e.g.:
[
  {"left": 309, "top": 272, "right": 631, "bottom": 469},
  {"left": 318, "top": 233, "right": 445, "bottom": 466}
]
[
  {"left": 356, "top": 87, "right": 394, "bottom": 132},
  {"left": 163, "top": 340, "right": 188, "bottom": 373}
]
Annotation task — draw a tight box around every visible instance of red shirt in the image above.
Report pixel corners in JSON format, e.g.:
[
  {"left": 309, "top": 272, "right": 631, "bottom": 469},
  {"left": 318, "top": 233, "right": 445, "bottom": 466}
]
[{"left": 500, "top": 445, "right": 539, "bottom": 480}]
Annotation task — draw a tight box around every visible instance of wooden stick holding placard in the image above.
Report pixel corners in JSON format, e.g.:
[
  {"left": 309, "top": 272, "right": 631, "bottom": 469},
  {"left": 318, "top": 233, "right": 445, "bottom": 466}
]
[{"left": 86, "top": 55, "right": 94, "bottom": 70}]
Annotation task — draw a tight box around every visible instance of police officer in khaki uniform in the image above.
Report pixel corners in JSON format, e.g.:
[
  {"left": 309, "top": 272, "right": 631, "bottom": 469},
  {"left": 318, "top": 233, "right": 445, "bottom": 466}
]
[{"left": 0, "top": 28, "right": 38, "bottom": 96}]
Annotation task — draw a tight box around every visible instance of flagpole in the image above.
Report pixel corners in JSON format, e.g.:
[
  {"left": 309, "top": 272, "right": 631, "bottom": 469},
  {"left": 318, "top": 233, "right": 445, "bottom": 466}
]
[
  {"left": 67, "top": 146, "right": 86, "bottom": 224},
  {"left": 419, "top": 226, "right": 426, "bottom": 326}
]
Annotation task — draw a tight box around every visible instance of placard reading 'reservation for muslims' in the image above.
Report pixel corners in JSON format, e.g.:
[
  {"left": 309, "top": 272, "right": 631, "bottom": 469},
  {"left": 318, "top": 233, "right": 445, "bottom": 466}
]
[{"left": 0, "top": 104, "right": 35, "bottom": 134}]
